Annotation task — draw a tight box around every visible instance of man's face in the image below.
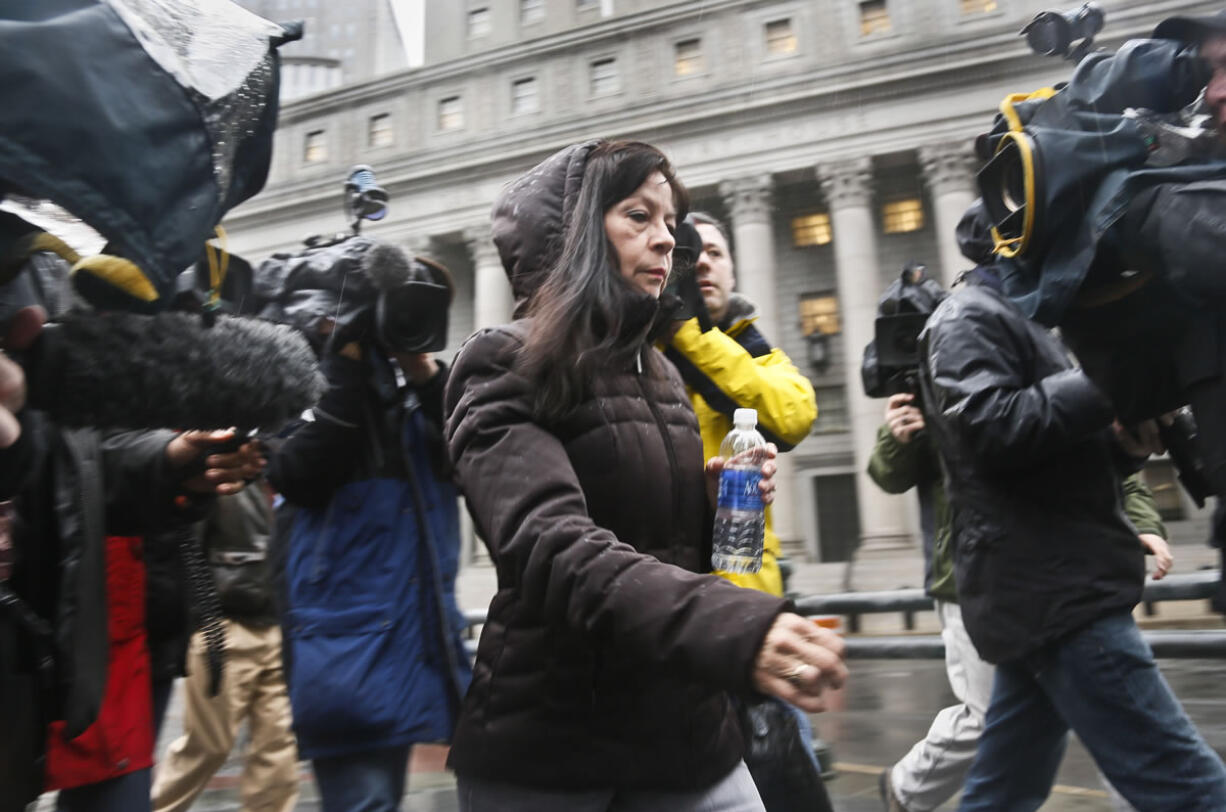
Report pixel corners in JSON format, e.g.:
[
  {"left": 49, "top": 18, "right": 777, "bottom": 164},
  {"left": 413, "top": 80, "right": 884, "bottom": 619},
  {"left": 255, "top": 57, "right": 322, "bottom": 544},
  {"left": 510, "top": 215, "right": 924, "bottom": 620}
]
[
  {"left": 1202, "top": 33, "right": 1226, "bottom": 138},
  {"left": 694, "top": 223, "right": 736, "bottom": 324}
]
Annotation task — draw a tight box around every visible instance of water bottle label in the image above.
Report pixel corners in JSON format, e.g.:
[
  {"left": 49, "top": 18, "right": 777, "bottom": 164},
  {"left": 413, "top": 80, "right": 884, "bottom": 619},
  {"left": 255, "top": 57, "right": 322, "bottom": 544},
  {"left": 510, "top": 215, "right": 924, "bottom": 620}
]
[{"left": 717, "top": 468, "right": 763, "bottom": 511}]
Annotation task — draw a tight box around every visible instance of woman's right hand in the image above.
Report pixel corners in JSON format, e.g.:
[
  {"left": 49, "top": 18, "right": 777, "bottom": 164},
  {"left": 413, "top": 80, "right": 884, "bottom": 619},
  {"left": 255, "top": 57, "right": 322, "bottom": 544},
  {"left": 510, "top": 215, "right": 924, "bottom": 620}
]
[{"left": 752, "top": 612, "right": 847, "bottom": 712}]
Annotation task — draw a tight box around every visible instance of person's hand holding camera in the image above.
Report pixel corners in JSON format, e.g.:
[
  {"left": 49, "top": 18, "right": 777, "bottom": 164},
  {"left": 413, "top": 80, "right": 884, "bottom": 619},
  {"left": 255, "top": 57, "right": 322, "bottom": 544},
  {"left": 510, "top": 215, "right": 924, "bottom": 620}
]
[
  {"left": 166, "top": 429, "right": 266, "bottom": 496},
  {"left": 391, "top": 352, "right": 438, "bottom": 386},
  {"left": 0, "top": 305, "right": 45, "bottom": 448},
  {"left": 1113, "top": 418, "right": 1166, "bottom": 459},
  {"left": 885, "top": 392, "right": 924, "bottom": 444}
]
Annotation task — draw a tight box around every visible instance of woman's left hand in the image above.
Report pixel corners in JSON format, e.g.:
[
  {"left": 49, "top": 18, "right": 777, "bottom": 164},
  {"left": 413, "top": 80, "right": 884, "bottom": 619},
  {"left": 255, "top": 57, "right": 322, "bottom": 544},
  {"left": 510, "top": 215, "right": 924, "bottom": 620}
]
[{"left": 705, "top": 442, "right": 778, "bottom": 508}]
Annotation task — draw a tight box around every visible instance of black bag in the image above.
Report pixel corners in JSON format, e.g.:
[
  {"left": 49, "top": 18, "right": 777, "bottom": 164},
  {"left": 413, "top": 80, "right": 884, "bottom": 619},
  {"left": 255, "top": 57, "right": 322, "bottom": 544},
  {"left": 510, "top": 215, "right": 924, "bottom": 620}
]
[{"left": 738, "top": 695, "right": 834, "bottom": 812}]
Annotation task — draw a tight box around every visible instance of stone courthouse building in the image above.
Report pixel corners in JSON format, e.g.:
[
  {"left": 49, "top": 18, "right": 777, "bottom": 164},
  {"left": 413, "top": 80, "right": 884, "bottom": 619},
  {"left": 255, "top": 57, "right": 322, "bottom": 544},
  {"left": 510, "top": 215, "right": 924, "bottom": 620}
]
[{"left": 223, "top": 0, "right": 1214, "bottom": 563}]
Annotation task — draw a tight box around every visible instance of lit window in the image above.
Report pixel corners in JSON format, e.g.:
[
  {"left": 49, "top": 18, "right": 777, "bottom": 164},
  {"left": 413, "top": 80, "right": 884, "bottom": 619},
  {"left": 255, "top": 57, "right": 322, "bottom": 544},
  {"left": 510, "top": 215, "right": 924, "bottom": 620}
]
[
  {"left": 368, "top": 113, "right": 393, "bottom": 148},
  {"left": 303, "top": 129, "right": 326, "bottom": 163},
  {"left": 792, "top": 213, "right": 832, "bottom": 247},
  {"left": 521, "top": 0, "right": 545, "bottom": 24},
  {"left": 859, "top": 0, "right": 892, "bottom": 36},
  {"left": 960, "top": 0, "right": 997, "bottom": 13},
  {"left": 674, "top": 38, "right": 703, "bottom": 77},
  {"left": 590, "top": 57, "right": 619, "bottom": 95},
  {"left": 883, "top": 199, "right": 924, "bottom": 233},
  {"left": 438, "top": 96, "right": 464, "bottom": 130},
  {"left": 468, "top": 7, "right": 491, "bottom": 38},
  {"left": 800, "top": 293, "right": 841, "bottom": 337},
  {"left": 511, "top": 77, "right": 539, "bottom": 114},
  {"left": 765, "top": 18, "right": 797, "bottom": 55}
]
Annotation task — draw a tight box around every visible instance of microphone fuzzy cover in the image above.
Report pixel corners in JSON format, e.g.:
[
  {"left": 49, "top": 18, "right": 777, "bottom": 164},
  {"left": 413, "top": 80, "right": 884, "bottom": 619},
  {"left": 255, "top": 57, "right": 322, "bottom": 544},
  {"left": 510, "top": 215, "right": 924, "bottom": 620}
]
[{"left": 31, "top": 311, "right": 325, "bottom": 431}]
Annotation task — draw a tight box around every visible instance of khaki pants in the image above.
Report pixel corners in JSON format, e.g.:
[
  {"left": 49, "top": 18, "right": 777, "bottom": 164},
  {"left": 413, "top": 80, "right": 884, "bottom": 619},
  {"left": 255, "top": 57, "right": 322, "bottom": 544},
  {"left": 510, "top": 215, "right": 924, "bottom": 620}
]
[{"left": 152, "top": 620, "right": 299, "bottom": 812}]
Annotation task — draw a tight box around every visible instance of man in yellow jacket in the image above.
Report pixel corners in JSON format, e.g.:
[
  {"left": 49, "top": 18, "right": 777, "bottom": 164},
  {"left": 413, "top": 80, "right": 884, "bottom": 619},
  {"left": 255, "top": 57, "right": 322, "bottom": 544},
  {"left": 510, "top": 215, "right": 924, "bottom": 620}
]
[{"left": 664, "top": 212, "right": 817, "bottom": 598}]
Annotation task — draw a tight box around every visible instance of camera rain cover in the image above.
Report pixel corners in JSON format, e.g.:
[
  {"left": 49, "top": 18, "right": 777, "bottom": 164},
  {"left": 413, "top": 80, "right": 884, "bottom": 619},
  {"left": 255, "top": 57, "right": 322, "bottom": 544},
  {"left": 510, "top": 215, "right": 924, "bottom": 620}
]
[{"left": 0, "top": 0, "right": 299, "bottom": 305}]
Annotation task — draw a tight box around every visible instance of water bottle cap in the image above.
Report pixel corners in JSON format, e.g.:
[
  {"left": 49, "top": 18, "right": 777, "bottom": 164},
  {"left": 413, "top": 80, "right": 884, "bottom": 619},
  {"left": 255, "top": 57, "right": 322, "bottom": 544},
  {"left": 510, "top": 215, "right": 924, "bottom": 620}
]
[{"left": 733, "top": 408, "right": 758, "bottom": 427}]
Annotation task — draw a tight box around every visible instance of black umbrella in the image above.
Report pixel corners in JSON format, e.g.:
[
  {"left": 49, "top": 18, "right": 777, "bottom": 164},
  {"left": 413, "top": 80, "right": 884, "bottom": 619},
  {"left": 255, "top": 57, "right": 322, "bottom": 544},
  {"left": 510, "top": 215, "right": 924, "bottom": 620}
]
[{"left": 0, "top": 0, "right": 300, "bottom": 307}]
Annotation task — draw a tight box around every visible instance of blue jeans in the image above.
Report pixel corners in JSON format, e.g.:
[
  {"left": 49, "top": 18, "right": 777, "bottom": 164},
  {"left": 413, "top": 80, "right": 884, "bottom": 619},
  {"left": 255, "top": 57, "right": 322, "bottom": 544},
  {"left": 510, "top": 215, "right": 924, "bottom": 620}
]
[
  {"left": 56, "top": 769, "right": 151, "bottom": 812},
  {"left": 313, "top": 745, "right": 411, "bottom": 812},
  {"left": 959, "top": 611, "right": 1226, "bottom": 812}
]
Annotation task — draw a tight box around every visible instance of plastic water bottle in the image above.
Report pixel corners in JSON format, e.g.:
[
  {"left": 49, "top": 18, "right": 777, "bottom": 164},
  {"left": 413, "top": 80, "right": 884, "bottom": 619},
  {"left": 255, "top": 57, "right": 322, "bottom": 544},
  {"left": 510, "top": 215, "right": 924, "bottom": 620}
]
[{"left": 712, "top": 408, "right": 767, "bottom": 574}]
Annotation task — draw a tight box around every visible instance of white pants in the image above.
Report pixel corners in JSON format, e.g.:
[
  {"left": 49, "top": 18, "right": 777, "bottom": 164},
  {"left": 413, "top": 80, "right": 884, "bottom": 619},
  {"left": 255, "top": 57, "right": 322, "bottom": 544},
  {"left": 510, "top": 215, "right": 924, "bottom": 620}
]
[{"left": 891, "top": 600, "right": 994, "bottom": 811}]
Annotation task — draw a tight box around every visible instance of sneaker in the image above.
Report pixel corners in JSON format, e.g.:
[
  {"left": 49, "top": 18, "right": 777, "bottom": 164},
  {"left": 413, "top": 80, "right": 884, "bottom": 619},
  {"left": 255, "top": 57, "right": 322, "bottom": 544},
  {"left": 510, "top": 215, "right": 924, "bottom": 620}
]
[{"left": 878, "top": 768, "right": 908, "bottom": 812}]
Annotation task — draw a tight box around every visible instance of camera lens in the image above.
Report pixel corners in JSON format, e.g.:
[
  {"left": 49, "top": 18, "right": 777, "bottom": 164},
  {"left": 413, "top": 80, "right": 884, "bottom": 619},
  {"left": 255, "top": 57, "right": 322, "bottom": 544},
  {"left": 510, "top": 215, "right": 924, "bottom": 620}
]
[{"left": 1024, "top": 13, "right": 1068, "bottom": 57}]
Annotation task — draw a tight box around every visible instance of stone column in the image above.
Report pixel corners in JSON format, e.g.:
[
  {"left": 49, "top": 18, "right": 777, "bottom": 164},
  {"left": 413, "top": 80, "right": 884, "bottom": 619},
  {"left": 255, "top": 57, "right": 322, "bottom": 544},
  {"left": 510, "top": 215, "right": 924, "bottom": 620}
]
[
  {"left": 465, "top": 225, "right": 513, "bottom": 329},
  {"left": 818, "top": 157, "right": 912, "bottom": 551},
  {"left": 719, "top": 175, "right": 779, "bottom": 340},
  {"left": 919, "top": 141, "right": 980, "bottom": 288},
  {"left": 718, "top": 174, "right": 800, "bottom": 546}
]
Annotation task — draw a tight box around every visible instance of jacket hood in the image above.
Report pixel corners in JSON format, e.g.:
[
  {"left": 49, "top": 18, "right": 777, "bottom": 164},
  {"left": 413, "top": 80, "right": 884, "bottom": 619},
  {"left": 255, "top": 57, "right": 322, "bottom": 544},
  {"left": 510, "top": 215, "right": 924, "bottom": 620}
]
[
  {"left": 719, "top": 293, "right": 758, "bottom": 331},
  {"left": 491, "top": 141, "right": 600, "bottom": 311}
]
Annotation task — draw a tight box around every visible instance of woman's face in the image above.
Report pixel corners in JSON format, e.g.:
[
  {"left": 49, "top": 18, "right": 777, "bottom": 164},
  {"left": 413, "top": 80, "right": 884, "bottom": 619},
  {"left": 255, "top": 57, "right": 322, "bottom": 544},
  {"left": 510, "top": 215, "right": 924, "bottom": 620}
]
[{"left": 604, "top": 170, "right": 678, "bottom": 298}]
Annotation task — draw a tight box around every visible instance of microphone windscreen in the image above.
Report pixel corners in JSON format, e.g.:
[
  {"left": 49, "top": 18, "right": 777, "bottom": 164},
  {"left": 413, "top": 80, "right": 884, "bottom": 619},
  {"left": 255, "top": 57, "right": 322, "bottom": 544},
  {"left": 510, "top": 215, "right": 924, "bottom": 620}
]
[
  {"left": 27, "top": 312, "right": 325, "bottom": 431},
  {"left": 362, "top": 242, "right": 413, "bottom": 291}
]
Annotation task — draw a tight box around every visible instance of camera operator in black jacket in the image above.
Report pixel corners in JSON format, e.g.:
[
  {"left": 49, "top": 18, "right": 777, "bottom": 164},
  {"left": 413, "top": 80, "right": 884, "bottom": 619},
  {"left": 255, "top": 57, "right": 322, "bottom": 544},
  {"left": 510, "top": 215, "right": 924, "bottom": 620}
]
[{"left": 917, "top": 262, "right": 1226, "bottom": 811}]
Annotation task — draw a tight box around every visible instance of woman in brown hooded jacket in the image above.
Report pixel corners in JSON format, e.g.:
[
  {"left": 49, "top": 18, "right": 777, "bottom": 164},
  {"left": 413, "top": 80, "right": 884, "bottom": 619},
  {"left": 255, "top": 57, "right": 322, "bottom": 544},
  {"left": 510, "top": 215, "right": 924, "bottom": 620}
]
[{"left": 443, "top": 140, "right": 845, "bottom": 811}]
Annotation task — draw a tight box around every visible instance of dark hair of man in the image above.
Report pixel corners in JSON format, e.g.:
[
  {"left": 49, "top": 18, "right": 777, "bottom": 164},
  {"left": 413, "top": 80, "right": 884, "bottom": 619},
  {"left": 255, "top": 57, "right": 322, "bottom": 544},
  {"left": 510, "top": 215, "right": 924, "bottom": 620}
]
[
  {"left": 688, "top": 211, "right": 730, "bottom": 246},
  {"left": 518, "top": 140, "right": 690, "bottom": 421}
]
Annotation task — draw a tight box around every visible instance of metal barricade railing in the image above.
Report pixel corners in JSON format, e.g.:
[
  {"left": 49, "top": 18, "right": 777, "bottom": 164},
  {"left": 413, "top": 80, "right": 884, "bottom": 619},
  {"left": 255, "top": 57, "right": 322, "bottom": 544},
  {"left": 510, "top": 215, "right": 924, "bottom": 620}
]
[{"left": 461, "top": 570, "right": 1226, "bottom": 659}]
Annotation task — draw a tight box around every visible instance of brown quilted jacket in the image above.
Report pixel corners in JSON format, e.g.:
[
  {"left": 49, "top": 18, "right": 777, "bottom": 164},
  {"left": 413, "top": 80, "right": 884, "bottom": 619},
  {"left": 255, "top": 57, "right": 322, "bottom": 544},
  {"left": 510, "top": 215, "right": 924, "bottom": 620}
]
[{"left": 443, "top": 319, "right": 787, "bottom": 790}]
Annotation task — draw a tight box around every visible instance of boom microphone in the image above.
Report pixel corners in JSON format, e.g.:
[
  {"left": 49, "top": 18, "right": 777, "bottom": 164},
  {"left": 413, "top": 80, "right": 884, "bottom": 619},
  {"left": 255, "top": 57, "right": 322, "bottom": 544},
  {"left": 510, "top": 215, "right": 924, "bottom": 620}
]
[{"left": 21, "top": 311, "right": 325, "bottom": 431}]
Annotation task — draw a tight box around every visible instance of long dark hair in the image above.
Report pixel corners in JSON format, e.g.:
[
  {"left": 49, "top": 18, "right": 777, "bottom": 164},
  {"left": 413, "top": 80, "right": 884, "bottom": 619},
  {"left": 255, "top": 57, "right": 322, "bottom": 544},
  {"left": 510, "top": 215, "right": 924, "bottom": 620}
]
[{"left": 518, "top": 140, "right": 689, "bottom": 421}]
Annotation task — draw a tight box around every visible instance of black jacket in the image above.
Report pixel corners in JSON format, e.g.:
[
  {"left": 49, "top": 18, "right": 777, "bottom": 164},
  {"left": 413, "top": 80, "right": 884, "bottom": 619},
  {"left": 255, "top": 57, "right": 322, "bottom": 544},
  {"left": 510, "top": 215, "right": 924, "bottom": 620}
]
[
  {"left": 201, "top": 483, "right": 278, "bottom": 626},
  {"left": 4, "top": 424, "right": 203, "bottom": 732},
  {"left": 142, "top": 529, "right": 191, "bottom": 683},
  {"left": 918, "top": 281, "right": 1145, "bottom": 664}
]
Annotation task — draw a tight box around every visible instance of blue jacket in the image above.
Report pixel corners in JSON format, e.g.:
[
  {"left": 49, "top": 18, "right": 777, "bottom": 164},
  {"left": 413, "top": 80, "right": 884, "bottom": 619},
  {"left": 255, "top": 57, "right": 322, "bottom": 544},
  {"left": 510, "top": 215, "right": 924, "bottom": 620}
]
[{"left": 269, "top": 352, "right": 471, "bottom": 760}]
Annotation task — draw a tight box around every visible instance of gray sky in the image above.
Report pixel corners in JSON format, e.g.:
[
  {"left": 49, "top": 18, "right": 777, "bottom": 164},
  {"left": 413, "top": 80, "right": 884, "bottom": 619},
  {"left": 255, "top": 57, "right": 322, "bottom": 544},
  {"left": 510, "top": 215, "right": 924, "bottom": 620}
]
[{"left": 388, "top": 0, "right": 423, "bottom": 67}]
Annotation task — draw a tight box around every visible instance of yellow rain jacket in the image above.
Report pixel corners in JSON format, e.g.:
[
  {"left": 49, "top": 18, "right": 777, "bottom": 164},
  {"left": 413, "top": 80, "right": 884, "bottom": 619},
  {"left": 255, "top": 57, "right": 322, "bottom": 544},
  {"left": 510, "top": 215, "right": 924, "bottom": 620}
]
[{"left": 664, "top": 296, "right": 817, "bottom": 597}]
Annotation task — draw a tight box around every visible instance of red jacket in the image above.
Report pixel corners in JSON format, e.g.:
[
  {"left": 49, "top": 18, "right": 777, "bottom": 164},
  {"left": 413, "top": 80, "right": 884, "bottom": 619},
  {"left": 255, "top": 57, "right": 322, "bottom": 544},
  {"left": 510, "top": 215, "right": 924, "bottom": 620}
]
[{"left": 44, "top": 536, "right": 153, "bottom": 790}]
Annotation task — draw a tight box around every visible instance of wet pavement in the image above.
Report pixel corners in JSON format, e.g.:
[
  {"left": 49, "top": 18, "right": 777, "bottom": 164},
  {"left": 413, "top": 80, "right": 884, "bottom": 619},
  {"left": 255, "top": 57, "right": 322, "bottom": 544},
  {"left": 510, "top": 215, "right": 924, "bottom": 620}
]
[
  {"left": 127, "top": 658, "right": 1226, "bottom": 812},
  {"left": 34, "top": 540, "right": 1226, "bottom": 811}
]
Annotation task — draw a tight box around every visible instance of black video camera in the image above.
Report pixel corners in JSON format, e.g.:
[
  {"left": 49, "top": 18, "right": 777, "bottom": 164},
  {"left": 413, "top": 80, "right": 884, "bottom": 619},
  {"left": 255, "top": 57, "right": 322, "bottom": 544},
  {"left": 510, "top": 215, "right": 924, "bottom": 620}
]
[
  {"left": 661, "top": 215, "right": 714, "bottom": 332},
  {"left": 255, "top": 166, "right": 453, "bottom": 358},
  {"left": 861, "top": 263, "right": 947, "bottom": 403}
]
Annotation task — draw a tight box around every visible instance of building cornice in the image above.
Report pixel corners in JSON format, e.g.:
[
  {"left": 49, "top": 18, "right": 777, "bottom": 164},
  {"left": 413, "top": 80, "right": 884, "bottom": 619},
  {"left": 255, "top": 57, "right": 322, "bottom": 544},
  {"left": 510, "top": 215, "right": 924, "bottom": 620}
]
[
  {"left": 229, "top": 0, "right": 1212, "bottom": 231},
  {"left": 233, "top": 46, "right": 1031, "bottom": 226},
  {"left": 277, "top": 0, "right": 1197, "bottom": 123}
]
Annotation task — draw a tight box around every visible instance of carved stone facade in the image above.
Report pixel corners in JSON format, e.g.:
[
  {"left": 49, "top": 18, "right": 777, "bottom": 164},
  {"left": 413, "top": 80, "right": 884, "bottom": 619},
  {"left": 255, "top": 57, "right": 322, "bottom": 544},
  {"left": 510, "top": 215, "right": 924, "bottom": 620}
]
[
  {"left": 221, "top": 0, "right": 1214, "bottom": 562},
  {"left": 719, "top": 175, "right": 774, "bottom": 226},
  {"left": 816, "top": 158, "right": 873, "bottom": 211}
]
